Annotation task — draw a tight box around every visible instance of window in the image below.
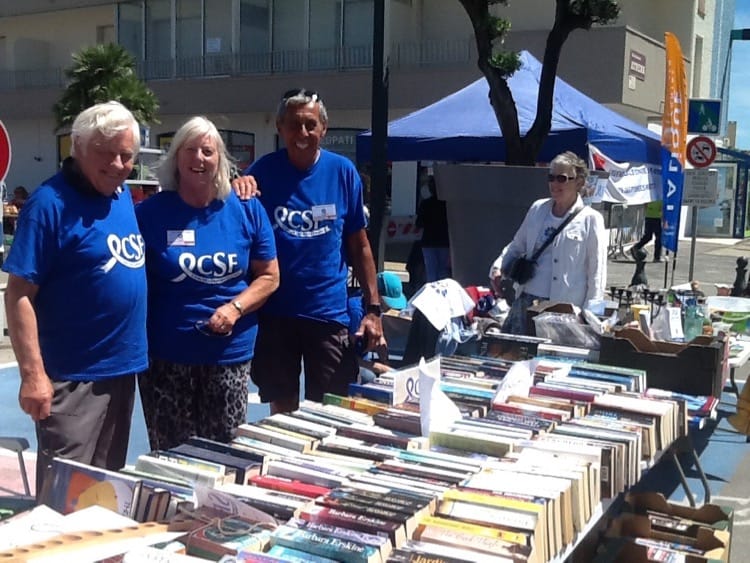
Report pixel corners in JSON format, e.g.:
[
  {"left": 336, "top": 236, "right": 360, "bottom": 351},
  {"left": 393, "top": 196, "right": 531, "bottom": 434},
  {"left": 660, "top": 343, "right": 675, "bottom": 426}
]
[
  {"left": 145, "top": 0, "right": 171, "bottom": 77},
  {"left": 697, "top": 0, "right": 706, "bottom": 18},
  {"left": 117, "top": 1, "right": 143, "bottom": 59},
  {"left": 240, "top": 0, "right": 270, "bottom": 54}
]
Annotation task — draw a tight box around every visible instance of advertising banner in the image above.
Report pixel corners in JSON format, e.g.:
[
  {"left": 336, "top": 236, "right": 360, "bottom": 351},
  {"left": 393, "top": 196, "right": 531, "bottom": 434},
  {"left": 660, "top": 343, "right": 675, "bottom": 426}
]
[
  {"left": 661, "top": 32, "right": 688, "bottom": 253},
  {"left": 586, "top": 144, "right": 662, "bottom": 205}
]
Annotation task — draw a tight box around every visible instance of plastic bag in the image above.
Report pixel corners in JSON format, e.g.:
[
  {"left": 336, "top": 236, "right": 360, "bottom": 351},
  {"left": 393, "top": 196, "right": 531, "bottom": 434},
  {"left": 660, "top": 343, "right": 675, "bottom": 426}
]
[{"left": 533, "top": 311, "right": 600, "bottom": 349}]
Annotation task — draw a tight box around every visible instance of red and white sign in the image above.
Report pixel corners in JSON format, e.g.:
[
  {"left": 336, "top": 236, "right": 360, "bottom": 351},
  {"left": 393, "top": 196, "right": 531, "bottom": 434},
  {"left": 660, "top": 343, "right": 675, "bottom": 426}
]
[
  {"left": 385, "top": 216, "right": 422, "bottom": 242},
  {"left": 686, "top": 135, "right": 716, "bottom": 168},
  {"left": 0, "top": 120, "right": 10, "bottom": 182}
]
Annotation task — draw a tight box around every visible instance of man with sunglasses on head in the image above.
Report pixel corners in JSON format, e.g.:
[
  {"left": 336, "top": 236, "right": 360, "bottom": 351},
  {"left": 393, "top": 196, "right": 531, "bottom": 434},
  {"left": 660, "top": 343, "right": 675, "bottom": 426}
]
[
  {"left": 238, "top": 88, "right": 382, "bottom": 414},
  {"left": 2, "top": 101, "right": 148, "bottom": 496},
  {"left": 489, "top": 151, "right": 607, "bottom": 335}
]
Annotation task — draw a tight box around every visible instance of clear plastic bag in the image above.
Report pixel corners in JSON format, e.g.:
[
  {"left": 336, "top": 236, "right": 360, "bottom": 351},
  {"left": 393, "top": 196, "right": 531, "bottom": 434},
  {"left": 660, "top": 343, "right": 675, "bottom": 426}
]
[{"left": 533, "top": 312, "right": 600, "bottom": 349}]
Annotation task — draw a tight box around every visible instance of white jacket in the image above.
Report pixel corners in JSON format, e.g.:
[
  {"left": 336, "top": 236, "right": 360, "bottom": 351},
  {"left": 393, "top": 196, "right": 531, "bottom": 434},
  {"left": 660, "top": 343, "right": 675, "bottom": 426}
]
[{"left": 489, "top": 196, "right": 607, "bottom": 307}]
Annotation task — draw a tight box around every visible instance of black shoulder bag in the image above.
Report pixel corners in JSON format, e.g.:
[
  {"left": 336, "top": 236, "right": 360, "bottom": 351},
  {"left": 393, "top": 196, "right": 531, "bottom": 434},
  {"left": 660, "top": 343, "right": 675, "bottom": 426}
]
[{"left": 506, "top": 207, "right": 583, "bottom": 285}]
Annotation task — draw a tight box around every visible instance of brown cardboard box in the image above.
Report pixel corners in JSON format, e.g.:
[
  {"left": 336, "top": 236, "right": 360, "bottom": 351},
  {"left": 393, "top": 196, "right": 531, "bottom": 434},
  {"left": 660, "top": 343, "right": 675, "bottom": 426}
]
[
  {"left": 604, "top": 513, "right": 729, "bottom": 562},
  {"left": 623, "top": 492, "right": 733, "bottom": 532},
  {"left": 599, "top": 328, "right": 728, "bottom": 397}
]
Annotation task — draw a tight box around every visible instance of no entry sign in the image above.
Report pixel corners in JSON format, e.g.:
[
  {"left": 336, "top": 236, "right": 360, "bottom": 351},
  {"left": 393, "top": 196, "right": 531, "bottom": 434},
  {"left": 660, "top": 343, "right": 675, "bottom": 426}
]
[
  {"left": 0, "top": 120, "right": 10, "bottom": 182},
  {"left": 686, "top": 135, "right": 716, "bottom": 168}
]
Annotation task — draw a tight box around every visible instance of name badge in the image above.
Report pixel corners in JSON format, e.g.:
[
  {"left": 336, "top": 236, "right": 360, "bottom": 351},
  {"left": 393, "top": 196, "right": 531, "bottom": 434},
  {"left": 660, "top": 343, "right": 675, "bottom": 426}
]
[
  {"left": 167, "top": 229, "right": 195, "bottom": 246},
  {"left": 311, "top": 204, "right": 337, "bottom": 221}
]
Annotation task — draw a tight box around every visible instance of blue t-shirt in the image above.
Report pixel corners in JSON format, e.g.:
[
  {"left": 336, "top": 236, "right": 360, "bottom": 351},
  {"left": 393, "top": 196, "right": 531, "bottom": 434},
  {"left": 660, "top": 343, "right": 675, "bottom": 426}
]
[
  {"left": 246, "top": 149, "right": 366, "bottom": 325},
  {"left": 2, "top": 170, "right": 148, "bottom": 381},
  {"left": 136, "top": 191, "right": 276, "bottom": 365}
]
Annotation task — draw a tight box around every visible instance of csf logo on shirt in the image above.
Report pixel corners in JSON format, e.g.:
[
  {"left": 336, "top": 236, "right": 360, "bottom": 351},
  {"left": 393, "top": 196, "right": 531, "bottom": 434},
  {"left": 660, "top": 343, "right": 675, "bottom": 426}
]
[
  {"left": 101, "top": 233, "right": 145, "bottom": 273},
  {"left": 170, "top": 252, "right": 244, "bottom": 285},
  {"left": 272, "top": 205, "right": 333, "bottom": 238}
]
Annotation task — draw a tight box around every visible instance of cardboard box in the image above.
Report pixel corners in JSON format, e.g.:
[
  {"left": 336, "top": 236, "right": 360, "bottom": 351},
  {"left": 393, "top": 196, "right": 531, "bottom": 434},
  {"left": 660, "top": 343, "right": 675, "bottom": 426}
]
[
  {"left": 595, "top": 537, "right": 725, "bottom": 562},
  {"left": 603, "top": 513, "right": 729, "bottom": 563},
  {"left": 599, "top": 328, "right": 728, "bottom": 397},
  {"left": 623, "top": 492, "right": 733, "bottom": 533}
]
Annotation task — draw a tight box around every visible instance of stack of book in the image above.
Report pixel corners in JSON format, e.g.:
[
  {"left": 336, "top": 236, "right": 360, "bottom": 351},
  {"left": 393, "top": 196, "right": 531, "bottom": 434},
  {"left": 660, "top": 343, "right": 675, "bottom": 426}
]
[{"left": 39, "top": 457, "right": 195, "bottom": 524}]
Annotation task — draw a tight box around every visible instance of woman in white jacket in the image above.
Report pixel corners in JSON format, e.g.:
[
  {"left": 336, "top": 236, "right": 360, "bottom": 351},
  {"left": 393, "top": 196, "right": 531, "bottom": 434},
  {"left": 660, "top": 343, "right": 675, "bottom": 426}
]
[{"left": 489, "top": 151, "right": 607, "bottom": 335}]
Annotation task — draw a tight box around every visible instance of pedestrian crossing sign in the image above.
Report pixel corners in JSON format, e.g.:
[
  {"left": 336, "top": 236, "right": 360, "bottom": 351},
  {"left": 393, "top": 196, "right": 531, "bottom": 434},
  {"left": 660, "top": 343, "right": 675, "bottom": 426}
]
[{"left": 688, "top": 98, "right": 721, "bottom": 135}]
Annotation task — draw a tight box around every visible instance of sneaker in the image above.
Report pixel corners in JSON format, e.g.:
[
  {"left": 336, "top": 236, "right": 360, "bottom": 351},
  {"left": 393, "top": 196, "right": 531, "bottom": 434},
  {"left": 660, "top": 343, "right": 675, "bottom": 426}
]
[{"left": 653, "top": 256, "right": 666, "bottom": 263}]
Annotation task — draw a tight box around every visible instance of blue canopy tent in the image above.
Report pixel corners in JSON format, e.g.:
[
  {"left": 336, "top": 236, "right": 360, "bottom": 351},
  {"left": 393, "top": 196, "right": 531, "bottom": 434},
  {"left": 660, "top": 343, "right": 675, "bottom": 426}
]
[{"left": 356, "top": 50, "right": 662, "bottom": 165}]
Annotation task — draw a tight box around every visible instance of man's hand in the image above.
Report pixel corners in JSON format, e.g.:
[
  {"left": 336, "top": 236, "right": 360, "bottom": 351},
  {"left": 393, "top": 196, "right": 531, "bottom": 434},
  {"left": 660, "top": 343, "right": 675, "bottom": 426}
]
[
  {"left": 231, "top": 175, "right": 260, "bottom": 200},
  {"left": 355, "top": 314, "right": 384, "bottom": 353},
  {"left": 19, "top": 373, "right": 53, "bottom": 422}
]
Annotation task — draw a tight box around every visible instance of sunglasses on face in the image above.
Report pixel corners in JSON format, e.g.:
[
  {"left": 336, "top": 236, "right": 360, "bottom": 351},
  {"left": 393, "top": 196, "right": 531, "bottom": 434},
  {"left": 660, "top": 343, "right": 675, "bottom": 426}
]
[
  {"left": 281, "top": 89, "right": 320, "bottom": 103},
  {"left": 548, "top": 173, "right": 576, "bottom": 183}
]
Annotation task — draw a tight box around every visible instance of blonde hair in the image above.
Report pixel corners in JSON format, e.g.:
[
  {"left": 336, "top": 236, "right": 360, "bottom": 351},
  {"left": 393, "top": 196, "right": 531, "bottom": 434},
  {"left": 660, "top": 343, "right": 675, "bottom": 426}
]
[
  {"left": 550, "top": 151, "right": 588, "bottom": 192},
  {"left": 70, "top": 101, "right": 140, "bottom": 157},
  {"left": 157, "top": 116, "right": 232, "bottom": 200}
]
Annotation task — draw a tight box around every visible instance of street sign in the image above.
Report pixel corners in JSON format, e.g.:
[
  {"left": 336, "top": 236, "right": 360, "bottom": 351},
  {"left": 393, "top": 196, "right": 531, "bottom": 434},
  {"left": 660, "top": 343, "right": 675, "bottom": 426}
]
[
  {"left": 688, "top": 98, "right": 721, "bottom": 135},
  {"left": 0, "top": 120, "right": 10, "bottom": 182},
  {"left": 686, "top": 135, "right": 716, "bottom": 168},
  {"left": 683, "top": 168, "right": 718, "bottom": 207}
]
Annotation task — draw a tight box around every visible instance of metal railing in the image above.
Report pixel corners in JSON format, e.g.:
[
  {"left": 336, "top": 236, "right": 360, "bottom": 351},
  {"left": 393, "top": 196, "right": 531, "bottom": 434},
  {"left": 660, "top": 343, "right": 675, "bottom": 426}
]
[{"left": 0, "top": 37, "right": 476, "bottom": 91}]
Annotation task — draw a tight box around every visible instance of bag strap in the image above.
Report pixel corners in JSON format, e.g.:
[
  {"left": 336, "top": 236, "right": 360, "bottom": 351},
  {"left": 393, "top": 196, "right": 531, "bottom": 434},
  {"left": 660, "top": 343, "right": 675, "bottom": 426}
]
[{"left": 529, "top": 206, "right": 583, "bottom": 261}]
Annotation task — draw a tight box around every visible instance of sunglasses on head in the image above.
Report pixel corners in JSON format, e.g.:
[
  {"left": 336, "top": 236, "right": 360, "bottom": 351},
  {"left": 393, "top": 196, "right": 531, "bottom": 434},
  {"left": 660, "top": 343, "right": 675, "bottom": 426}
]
[
  {"left": 281, "top": 88, "right": 320, "bottom": 103},
  {"left": 548, "top": 173, "right": 576, "bottom": 183}
]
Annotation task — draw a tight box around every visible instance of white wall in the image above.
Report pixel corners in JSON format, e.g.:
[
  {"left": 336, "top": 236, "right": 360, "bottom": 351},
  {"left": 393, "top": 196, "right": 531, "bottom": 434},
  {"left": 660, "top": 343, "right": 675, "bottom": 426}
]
[{"left": 0, "top": 5, "right": 114, "bottom": 70}]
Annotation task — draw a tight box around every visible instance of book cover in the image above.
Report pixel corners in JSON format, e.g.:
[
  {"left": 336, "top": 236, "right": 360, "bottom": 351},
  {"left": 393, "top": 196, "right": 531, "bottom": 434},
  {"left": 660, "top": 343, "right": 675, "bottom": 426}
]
[
  {"left": 323, "top": 393, "right": 392, "bottom": 416},
  {"left": 168, "top": 443, "right": 263, "bottom": 484},
  {"left": 414, "top": 523, "right": 532, "bottom": 562},
  {"left": 134, "top": 454, "right": 225, "bottom": 488},
  {"left": 39, "top": 457, "right": 142, "bottom": 518},
  {"left": 314, "top": 494, "right": 420, "bottom": 537},
  {"left": 248, "top": 474, "right": 331, "bottom": 498},
  {"left": 316, "top": 435, "right": 400, "bottom": 463},
  {"left": 429, "top": 428, "right": 516, "bottom": 457},
  {"left": 265, "top": 544, "right": 340, "bottom": 562},
  {"left": 186, "top": 515, "right": 273, "bottom": 559},
  {"left": 271, "top": 524, "right": 382, "bottom": 563},
  {"left": 348, "top": 381, "right": 396, "bottom": 405},
  {"left": 336, "top": 424, "right": 425, "bottom": 451},
  {"left": 235, "top": 423, "right": 317, "bottom": 453},
  {"left": 186, "top": 436, "right": 275, "bottom": 474},
  {"left": 372, "top": 411, "right": 423, "bottom": 436},
  {"left": 262, "top": 413, "right": 338, "bottom": 440},
  {"left": 285, "top": 516, "right": 393, "bottom": 561},
  {"left": 392, "top": 539, "right": 519, "bottom": 563},
  {"left": 297, "top": 503, "right": 407, "bottom": 547}
]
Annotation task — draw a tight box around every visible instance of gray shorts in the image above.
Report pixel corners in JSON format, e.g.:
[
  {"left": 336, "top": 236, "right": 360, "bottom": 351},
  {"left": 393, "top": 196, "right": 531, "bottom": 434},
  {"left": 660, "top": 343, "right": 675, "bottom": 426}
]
[{"left": 35, "top": 375, "right": 136, "bottom": 499}]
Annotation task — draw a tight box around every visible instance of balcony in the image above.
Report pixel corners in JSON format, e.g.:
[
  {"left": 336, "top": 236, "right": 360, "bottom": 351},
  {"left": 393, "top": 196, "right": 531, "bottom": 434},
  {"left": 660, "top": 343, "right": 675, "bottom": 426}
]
[{"left": 0, "top": 38, "right": 476, "bottom": 91}]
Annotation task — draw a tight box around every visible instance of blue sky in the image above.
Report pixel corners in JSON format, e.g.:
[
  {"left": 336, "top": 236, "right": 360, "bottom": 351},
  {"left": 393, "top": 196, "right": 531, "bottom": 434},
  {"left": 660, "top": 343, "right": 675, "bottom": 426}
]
[{"left": 729, "top": 3, "right": 750, "bottom": 148}]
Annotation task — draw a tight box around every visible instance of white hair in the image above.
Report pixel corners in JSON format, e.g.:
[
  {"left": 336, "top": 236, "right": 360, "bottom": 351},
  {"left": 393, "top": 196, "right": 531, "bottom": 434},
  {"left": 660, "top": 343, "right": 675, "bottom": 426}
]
[
  {"left": 70, "top": 101, "right": 140, "bottom": 157},
  {"left": 157, "top": 116, "right": 233, "bottom": 200}
]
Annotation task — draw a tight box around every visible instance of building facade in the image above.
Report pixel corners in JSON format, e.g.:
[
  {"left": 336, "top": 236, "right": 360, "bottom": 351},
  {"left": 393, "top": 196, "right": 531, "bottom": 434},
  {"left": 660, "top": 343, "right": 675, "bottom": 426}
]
[{"left": 0, "top": 0, "right": 735, "bottom": 231}]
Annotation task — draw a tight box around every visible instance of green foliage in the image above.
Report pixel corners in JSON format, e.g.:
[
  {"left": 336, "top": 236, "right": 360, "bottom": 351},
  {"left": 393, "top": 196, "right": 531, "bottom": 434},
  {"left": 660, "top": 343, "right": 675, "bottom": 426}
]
[{"left": 53, "top": 43, "right": 159, "bottom": 132}]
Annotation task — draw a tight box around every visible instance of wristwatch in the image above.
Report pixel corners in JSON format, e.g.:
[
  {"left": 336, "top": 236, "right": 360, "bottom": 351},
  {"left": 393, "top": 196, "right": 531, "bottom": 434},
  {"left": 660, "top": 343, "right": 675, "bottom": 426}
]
[
  {"left": 366, "top": 303, "right": 383, "bottom": 316},
  {"left": 231, "top": 300, "right": 244, "bottom": 315}
]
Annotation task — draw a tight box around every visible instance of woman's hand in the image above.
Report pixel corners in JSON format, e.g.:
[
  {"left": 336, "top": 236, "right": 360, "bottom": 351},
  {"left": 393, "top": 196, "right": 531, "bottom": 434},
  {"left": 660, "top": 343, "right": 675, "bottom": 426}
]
[
  {"left": 231, "top": 175, "right": 261, "bottom": 200},
  {"left": 208, "top": 303, "right": 242, "bottom": 334}
]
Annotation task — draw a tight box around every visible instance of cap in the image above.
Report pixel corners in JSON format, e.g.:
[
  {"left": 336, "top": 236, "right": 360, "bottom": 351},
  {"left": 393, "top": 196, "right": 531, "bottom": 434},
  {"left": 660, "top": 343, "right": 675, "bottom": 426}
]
[{"left": 377, "top": 272, "right": 407, "bottom": 310}]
